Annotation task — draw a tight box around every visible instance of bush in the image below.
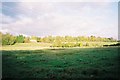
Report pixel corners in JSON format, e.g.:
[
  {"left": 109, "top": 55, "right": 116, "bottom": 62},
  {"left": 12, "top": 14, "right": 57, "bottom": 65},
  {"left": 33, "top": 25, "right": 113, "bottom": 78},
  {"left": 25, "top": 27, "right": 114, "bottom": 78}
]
[
  {"left": 2, "top": 33, "right": 16, "bottom": 45},
  {"left": 16, "top": 35, "right": 24, "bottom": 43},
  {"left": 85, "top": 43, "right": 89, "bottom": 46}
]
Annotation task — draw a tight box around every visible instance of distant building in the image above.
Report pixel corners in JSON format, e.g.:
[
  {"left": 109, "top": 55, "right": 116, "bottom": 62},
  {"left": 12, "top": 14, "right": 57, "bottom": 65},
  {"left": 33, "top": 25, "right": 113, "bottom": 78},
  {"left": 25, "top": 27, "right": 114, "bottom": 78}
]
[{"left": 30, "top": 39, "right": 37, "bottom": 43}]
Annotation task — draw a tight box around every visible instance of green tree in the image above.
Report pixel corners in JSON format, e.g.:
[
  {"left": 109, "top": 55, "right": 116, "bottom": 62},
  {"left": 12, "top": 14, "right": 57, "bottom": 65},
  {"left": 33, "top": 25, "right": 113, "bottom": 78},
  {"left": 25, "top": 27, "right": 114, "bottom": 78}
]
[
  {"left": 47, "top": 36, "right": 52, "bottom": 42},
  {"left": 0, "top": 32, "right": 2, "bottom": 45},
  {"left": 53, "top": 40, "right": 62, "bottom": 47},
  {"left": 42, "top": 37, "right": 49, "bottom": 43},
  {"left": 31, "top": 36, "right": 37, "bottom": 40},
  {"left": 37, "top": 37, "right": 41, "bottom": 42},
  {"left": 16, "top": 35, "right": 24, "bottom": 43},
  {"left": 2, "top": 33, "right": 16, "bottom": 45},
  {"left": 85, "top": 43, "right": 89, "bottom": 46},
  {"left": 90, "top": 35, "right": 96, "bottom": 41}
]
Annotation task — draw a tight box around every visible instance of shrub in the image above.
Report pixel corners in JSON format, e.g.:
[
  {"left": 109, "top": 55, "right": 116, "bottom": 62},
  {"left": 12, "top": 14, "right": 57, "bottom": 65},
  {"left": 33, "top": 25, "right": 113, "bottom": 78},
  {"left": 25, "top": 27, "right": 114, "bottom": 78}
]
[{"left": 85, "top": 43, "right": 89, "bottom": 46}]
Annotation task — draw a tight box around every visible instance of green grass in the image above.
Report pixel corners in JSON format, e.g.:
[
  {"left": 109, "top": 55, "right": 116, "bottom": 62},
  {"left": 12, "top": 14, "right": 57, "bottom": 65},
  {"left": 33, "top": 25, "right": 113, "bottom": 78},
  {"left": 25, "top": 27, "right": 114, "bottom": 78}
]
[
  {"left": 1, "top": 42, "right": 118, "bottom": 50},
  {"left": 1, "top": 43, "right": 52, "bottom": 50},
  {"left": 2, "top": 47, "right": 120, "bottom": 79}
]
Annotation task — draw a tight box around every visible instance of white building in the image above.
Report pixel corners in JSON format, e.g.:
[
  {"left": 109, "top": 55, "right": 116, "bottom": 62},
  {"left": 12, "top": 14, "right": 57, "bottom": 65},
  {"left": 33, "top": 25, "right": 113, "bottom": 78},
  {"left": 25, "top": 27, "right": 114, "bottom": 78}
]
[{"left": 30, "top": 39, "right": 37, "bottom": 43}]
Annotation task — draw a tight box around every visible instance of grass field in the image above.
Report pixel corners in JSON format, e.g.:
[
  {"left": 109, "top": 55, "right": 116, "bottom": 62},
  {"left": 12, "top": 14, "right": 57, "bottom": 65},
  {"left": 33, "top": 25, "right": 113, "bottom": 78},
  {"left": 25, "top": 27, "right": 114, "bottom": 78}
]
[
  {"left": 1, "top": 42, "right": 118, "bottom": 50},
  {"left": 2, "top": 46, "right": 120, "bottom": 79},
  {"left": 1, "top": 43, "right": 52, "bottom": 50}
]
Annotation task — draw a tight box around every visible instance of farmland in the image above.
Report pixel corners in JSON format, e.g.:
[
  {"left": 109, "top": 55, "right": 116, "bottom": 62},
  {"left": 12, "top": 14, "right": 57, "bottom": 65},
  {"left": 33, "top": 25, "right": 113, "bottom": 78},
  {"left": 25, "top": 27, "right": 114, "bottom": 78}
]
[{"left": 2, "top": 44, "right": 120, "bottom": 79}]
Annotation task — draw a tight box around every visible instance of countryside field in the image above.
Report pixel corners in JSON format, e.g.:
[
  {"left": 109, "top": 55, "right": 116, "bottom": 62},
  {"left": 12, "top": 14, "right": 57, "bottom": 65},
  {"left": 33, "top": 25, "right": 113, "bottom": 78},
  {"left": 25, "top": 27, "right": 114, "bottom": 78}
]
[
  {"left": 2, "top": 44, "right": 120, "bottom": 79},
  {"left": 1, "top": 42, "right": 118, "bottom": 50},
  {"left": 1, "top": 1, "right": 119, "bottom": 80}
]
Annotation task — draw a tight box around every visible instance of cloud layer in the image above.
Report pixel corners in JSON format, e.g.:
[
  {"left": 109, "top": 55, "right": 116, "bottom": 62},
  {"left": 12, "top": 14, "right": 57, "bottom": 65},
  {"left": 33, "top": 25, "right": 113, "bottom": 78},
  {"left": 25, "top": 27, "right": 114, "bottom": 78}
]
[{"left": 1, "top": 2, "right": 118, "bottom": 39}]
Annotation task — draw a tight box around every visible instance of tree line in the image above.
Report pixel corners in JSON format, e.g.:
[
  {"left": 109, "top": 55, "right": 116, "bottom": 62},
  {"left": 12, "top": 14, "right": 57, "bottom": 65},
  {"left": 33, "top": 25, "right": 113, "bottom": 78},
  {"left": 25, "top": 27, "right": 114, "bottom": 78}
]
[{"left": 0, "top": 32, "right": 117, "bottom": 46}]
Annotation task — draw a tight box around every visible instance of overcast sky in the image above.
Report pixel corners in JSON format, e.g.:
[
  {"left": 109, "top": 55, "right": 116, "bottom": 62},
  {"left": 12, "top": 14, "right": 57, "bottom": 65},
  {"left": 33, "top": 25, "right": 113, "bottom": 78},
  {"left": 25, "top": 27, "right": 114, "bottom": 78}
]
[{"left": 0, "top": 1, "right": 118, "bottom": 39}]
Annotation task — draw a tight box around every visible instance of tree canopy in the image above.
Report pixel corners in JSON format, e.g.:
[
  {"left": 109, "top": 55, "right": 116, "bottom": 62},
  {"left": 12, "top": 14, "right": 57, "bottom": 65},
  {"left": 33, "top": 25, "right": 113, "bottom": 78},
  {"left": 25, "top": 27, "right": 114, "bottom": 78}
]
[{"left": 0, "top": 32, "right": 117, "bottom": 46}]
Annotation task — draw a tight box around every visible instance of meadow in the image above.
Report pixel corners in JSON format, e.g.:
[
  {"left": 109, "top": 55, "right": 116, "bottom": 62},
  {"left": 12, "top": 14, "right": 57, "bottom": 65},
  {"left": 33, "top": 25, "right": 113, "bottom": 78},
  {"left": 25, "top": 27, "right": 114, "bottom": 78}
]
[
  {"left": 2, "top": 45, "right": 120, "bottom": 79},
  {"left": 1, "top": 42, "right": 118, "bottom": 50}
]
